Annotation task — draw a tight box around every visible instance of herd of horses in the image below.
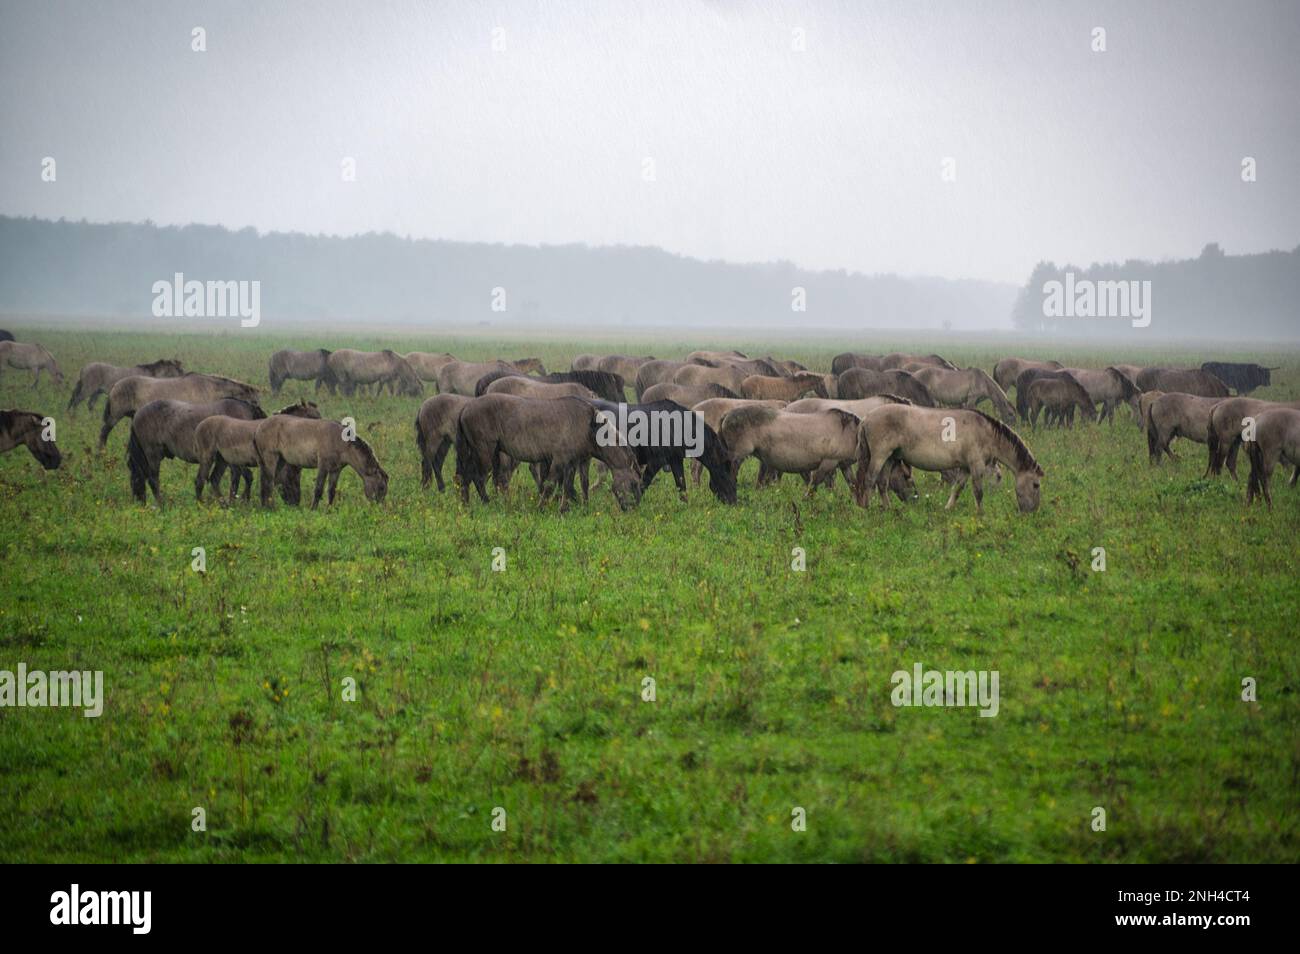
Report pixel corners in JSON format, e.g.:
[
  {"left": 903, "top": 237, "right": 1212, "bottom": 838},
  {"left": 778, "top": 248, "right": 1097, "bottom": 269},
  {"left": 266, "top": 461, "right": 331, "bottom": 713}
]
[{"left": 1, "top": 331, "right": 1296, "bottom": 513}]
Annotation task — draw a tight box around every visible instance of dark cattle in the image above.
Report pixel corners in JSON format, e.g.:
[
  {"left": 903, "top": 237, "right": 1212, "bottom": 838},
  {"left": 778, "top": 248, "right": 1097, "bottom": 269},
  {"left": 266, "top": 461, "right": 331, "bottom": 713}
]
[{"left": 1200, "top": 362, "right": 1277, "bottom": 395}]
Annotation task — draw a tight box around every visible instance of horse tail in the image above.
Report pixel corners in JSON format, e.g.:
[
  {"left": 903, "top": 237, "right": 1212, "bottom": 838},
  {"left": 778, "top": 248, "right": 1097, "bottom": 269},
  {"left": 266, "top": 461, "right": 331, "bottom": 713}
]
[
  {"left": 454, "top": 412, "right": 483, "bottom": 489},
  {"left": 1206, "top": 420, "right": 1222, "bottom": 475},
  {"left": 126, "top": 428, "right": 148, "bottom": 502},
  {"left": 1144, "top": 401, "right": 1160, "bottom": 460},
  {"left": 1245, "top": 436, "right": 1266, "bottom": 500},
  {"left": 67, "top": 376, "right": 84, "bottom": 411},
  {"left": 853, "top": 430, "right": 872, "bottom": 506}
]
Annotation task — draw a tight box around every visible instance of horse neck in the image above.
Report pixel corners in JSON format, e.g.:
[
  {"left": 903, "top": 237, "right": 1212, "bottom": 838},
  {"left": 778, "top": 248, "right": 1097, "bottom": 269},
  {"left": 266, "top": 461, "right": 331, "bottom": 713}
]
[
  {"left": 342, "top": 441, "right": 370, "bottom": 472},
  {"left": 986, "top": 423, "right": 1029, "bottom": 475}
]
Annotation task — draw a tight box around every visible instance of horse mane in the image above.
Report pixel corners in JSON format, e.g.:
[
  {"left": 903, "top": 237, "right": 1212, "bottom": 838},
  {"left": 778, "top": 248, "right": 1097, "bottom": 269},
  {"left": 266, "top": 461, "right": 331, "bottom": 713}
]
[
  {"left": 876, "top": 393, "right": 913, "bottom": 405},
  {"left": 1104, "top": 367, "right": 1139, "bottom": 399},
  {"left": 0, "top": 409, "right": 40, "bottom": 433},
  {"left": 186, "top": 371, "right": 254, "bottom": 389},
  {"left": 704, "top": 384, "right": 740, "bottom": 400},
  {"left": 721, "top": 404, "right": 779, "bottom": 431},
  {"left": 225, "top": 398, "right": 267, "bottom": 419},
  {"left": 972, "top": 409, "right": 1040, "bottom": 473},
  {"left": 475, "top": 368, "right": 522, "bottom": 395},
  {"left": 749, "top": 358, "right": 782, "bottom": 377},
  {"left": 544, "top": 369, "right": 626, "bottom": 397},
  {"left": 825, "top": 408, "right": 860, "bottom": 430}
]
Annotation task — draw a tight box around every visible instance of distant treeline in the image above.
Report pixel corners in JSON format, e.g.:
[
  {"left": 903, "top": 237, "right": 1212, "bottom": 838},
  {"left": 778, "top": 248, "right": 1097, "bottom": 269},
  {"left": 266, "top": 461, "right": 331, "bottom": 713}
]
[
  {"left": 1011, "top": 244, "right": 1300, "bottom": 340},
  {"left": 0, "top": 215, "right": 1014, "bottom": 330}
]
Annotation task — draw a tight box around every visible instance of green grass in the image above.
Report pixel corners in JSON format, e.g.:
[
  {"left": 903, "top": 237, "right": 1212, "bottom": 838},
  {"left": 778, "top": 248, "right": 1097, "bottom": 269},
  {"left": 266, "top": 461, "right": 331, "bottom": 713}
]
[{"left": 1, "top": 325, "right": 1298, "bottom": 862}]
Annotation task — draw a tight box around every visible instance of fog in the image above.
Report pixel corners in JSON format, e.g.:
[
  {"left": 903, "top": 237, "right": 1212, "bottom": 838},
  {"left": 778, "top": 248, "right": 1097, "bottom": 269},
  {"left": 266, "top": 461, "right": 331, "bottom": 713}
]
[{"left": 1, "top": 1, "right": 1297, "bottom": 335}]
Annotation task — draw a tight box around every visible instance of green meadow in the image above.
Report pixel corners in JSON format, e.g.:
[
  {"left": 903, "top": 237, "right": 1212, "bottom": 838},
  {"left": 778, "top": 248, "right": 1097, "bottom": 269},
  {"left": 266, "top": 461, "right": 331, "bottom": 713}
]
[{"left": 1, "top": 324, "right": 1297, "bottom": 863}]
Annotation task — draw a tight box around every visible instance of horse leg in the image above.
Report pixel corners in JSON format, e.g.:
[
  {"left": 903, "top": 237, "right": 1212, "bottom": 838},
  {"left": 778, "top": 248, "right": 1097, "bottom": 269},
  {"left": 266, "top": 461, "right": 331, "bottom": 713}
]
[
  {"left": 208, "top": 459, "right": 228, "bottom": 497},
  {"left": 431, "top": 437, "right": 451, "bottom": 492},
  {"left": 945, "top": 474, "right": 965, "bottom": 509},
  {"left": 257, "top": 453, "right": 277, "bottom": 507},
  {"left": 1226, "top": 440, "right": 1241, "bottom": 480},
  {"left": 669, "top": 458, "right": 686, "bottom": 499},
  {"left": 691, "top": 458, "right": 703, "bottom": 485},
  {"left": 195, "top": 454, "right": 211, "bottom": 500},
  {"left": 146, "top": 452, "right": 165, "bottom": 507},
  {"left": 970, "top": 470, "right": 984, "bottom": 515},
  {"left": 327, "top": 469, "right": 341, "bottom": 505},
  {"left": 310, "top": 468, "right": 328, "bottom": 509}
]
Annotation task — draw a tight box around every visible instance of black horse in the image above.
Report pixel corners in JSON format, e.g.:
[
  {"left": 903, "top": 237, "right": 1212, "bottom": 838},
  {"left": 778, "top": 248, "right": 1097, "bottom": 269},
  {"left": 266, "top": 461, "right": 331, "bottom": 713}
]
[{"left": 588, "top": 398, "right": 737, "bottom": 504}]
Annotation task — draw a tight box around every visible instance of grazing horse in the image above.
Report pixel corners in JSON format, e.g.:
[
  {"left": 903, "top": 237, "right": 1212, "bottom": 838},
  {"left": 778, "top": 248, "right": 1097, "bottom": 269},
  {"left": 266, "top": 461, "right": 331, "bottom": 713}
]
[
  {"left": 100, "top": 373, "right": 260, "bottom": 449},
  {"left": 719, "top": 404, "right": 916, "bottom": 499},
  {"left": 1144, "top": 392, "right": 1224, "bottom": 464},
  {"left": 253, "top": 417, "right": 389, "bottom": 508},
  {"left": 634, "top": 359, "right": 698, "bottom": 399},
  {"left": 486, "top": 375, "right": 597, "bottom": 401},
  {"left": 269, "top": 349, "right": 336, "bottom": 394},
  {"left": 673, "top": 362, "right": 750, "bottom": 395},
  {"left": 1205, "top": 398, "right": 1300, "bottom": 478},
  {"left": 0, "top": 341, "right": 63, "bottom": 388},
  {"left": 415, "top": 394, "right": 519, "bottom": 493},
  {"left": 126, "top": 398, "right": 266, "bottom": 505},
  {"left": 1025, "top": 376, "right": 1098, "bottom": 428},
  {"left": 880, "top": 352, "right": 957, "bottom": 371},
  {"left": 720, "top": 405, "right": 863, "bottom": 493},
  {"left": 639, "top": 382, "right": 739, "bottom": 407},
  {"left": 831, "top": 352, "right": 885, "bottom": 375},
  {"left": 476, "top": 368, "right": 626, "bottom": 401},
  {"left": 911, "top": 367, "right": 1017, "bottom": 425},
  {"left": 436, "top": 359, "right": 545, "bottom": 396},
  {"left": 993, "top": 357, "right": 1063, "bottom": 392},
  {"left": 0, "top": 409, "right": 61, "bottom": 469},
  {"left": 402, "top": 351, "right": 458, "bottom": 382},
  {"left": 740, "top": 372, "right": 828, "bottom": 401},
  {"left": 68, "top": 359, "right": 184, "bottom": 412},
  {"left": 596, "top": 354, "right": 654, "bottom": 388},
  {"left": 1202, "top": 361, "right": 1277, "bottom": 395},
  {"left": 1245, "top": 407, "right": 1300, "bottom": 507},
  {"left": 455, "top": 394, "right": 642, "bottom": 511},
  {"left": 1059, "top": 367, "right": 1141, "bottom": 425},
  {"left": 692, "top": 355, "right": 786, "bottom": 378},
  {"left": 1135, "top": 367, "right": 1229, "bottom": 398},
  {"left": 194, "top": 400, "right": 321, "bottom": 502},
  {"left": 587, "top": 398, "right": 737, "bottom": 503},
  {"left": 326, "top": 349, "right": 423, "bottom": 397},
  {"left": 854, "top": 405, "right": 1043, "bottom": 514},
  {"left": 836, "top": 367, "right": 936, "bottom": 407}
]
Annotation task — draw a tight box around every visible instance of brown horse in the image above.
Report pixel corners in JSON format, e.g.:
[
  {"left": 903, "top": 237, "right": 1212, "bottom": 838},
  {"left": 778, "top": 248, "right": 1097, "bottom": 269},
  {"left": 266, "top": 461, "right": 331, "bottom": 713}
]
[
  {"left": 126, "top": 398, "right": 266, "bottom": 505},
  {"left": 640, "top": 382, "right": 739, "bottom": 407},
  {"left": 253, "top": 417, "right": 389, "bottom": 508},
  {"left": 1205, "top": 397, "right": 1300, "bottom": 478},
  {"left": 634, "top": 359, "right": 697, "bottom": 399},
  {"left": 880, "top": 352, "right": 957, "bottom": 371},
  {"left": 0, "top": 409, "right": 61, "bottom": 469},
  {"left": 485, "top": 375, "right": 597, "bottom": 401},
  {"left": 100, "top": 373, "right": 260, "bottom": 449},
  {"left": 854, "top": 405, "right": 1043, "bottom": 514},
  {"left": 194, "top": 400, "right": 321, "bottom": 502},
  {"left": 68, "top": 359, "right": 184, "bottom": 412},
  {"left": 596, "top": 355, "right": 653, "bottom": 389},
  {"left": 415, "top": 394, "right": 515, "bottom": 493},
  {"left": 1245, "top": 407, "right": 1300, "bottom": 507},
  {"left": 1144, "top": 392, "right": 1224, "bottom": 464},
  {"left": 836, "top": 368, "right": 936, "bottom": 406},
  {"left": 1135, "top": 367, "right": 1229, "bottom": 398},
  {"left": 740, "top": 372, "right": 828, "bottom": 401},
  {"left": 673, "top": 362, "right": 749, "bottom": 394},
  {"left": 1061, "top": 367, "right": 1140, "bottom": 424},
  {"left": 912, "top": 367, "right": 1018, "bottom": 425},
  {"left": 831, "top": 352, "right": 884, "bottom": 375},
  {"left": 436, "top": 358, "right": 545, "bottom": 396},
  {"left": 455, "top": 394, "right": 642, "bottom": 511},
  {"left": 993, "top": 357, "right": 1063, "bottom": 392},
  {"left": 402, "top": 351, "right": 458, "bottom": 382},
  {"left": 269, "top": 349, "right": 336, "bottom": 394},
  {"left": 326, "top": 349, "right": 423, "bottom": 397},
  {"left": 0, "top": 341, "right": 63, "bottom": 388},
  {"left": 1025, "top": 376, "right": 1098, "bottom": 428}
]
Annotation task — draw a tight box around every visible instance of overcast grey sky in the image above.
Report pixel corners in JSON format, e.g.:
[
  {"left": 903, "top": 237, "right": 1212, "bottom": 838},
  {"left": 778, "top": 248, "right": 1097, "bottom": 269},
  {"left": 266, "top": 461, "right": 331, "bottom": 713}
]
[{"left": 1, "top": 0, "right": 1296, "bottom": 284}]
